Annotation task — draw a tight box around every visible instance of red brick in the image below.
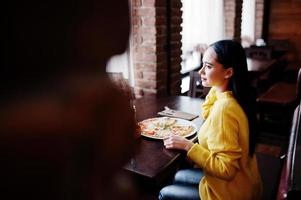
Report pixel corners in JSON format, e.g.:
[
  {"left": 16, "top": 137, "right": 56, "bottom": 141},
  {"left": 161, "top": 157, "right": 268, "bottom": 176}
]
[
  {"left": 132, "top": 17, "right": 141, "bottom": 26},
  {"left": 136, "top": 79, "right": 157, "bottom": 89},
  {"left": 143, "top": 88, "right": 158, "bottom": 95},
  {"left": 133, "top": 52, "right": 144, "bottom": 62},
  {"left": 143, "top": 53, "right": 157, "bottom": 62},
  {"left": 135, "top": 70, "right": 143, "bottom": 79},
  {"left": 133, "top": 35, "right": 143, "bottom": 44},
  {"left": 131, "top": 0, "right": 142, "bottom": 7},
  {"left": 138, "top": 27, "right": 156, "bottom": 34},
  {"left": 142, "top": 0, "right": 155, "bottom": 7},
  {"left": 225, "top": 0, "right": 235, "bottom": 7},
  {"left": 142, "top": 17, "right": 156, "bottom": 26},
  {"left": 131, "top": 26, "right": 139, "bottom": 34},
  {"left": 143, "top": 33, "right": 156, "bottom": 44},
  {"left": 133, "top": 87, "right": 144, "bottom": 98},
  {"left": 140, "top": 46, "right": 156, "bottom": 53},
  {"left": 137, "top": 7, "right": 156, "bottom": 16},
  {"left": 132, "top": 8, "right": 139, "bottom": 16},
  {"left": 141, "top": 42, "right": 157, "bottom": 49},
  {"left": 134, "top": 63, "right": 157, "bottom": 72},
  {"left": 142, "top": 71, "right": 156, "bottom": 81}
]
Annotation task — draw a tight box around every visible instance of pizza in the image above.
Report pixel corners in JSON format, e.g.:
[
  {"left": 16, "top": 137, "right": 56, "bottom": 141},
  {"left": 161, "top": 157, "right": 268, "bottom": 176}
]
[{"left": 138, "top": 117, "right": 196, "bottom": 139}]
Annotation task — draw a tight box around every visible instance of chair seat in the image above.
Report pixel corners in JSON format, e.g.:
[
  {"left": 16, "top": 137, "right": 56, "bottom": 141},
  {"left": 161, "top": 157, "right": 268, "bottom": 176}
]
[{"left": 257, "top": 82, "right": 297, "bottom": 106}]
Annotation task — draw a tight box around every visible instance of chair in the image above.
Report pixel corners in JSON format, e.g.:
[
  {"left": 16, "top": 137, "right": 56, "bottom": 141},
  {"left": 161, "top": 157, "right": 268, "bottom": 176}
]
[
  {"left": 245, "top": 46, "right": 273, "bottom": 60},
  {"left": 256, "top": 67, "right": 301, "bottom": 136},
  {"left": 277, "top": 103, "right": 301, "bottom": 199},
  {"left": 188, "top": 71, "right": 209, "bottom": 98},
  {"left": 268, "top": 39, "right": 290, "bottom": 58},
  {"left": 107, "top": 72, "right": 135, "bottom": 99}
]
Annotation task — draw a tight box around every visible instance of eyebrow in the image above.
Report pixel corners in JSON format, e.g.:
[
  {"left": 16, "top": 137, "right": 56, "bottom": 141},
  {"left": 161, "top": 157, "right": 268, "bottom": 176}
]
[{"left": 203, "top": 61, "right": 214, "bottom": 67}]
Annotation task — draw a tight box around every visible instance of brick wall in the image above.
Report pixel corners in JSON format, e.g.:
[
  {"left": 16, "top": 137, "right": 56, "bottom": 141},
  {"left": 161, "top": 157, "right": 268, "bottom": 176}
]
[
  {"left": 131, "top": 0, "right": 182, "bottom": 97},
  {"left": 224, "top": 0, "right": 243, "bottom": 41}
]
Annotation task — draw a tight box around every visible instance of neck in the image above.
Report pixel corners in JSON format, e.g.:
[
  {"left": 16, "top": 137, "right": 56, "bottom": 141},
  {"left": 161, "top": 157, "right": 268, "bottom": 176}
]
[{"left": 215, "top": 80, "right": 229, "bottom": 93}]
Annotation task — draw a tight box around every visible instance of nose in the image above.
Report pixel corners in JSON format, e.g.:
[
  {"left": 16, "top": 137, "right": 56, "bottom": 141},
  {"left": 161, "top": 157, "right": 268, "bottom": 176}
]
[{"left": 198, "top": 66, "right": 204, "bottom": 76}]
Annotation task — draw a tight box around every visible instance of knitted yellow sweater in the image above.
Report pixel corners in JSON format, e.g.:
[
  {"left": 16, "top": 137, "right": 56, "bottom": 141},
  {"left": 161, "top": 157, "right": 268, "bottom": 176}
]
[{"left": 187, "top": 87, "right": 262, "bottom": 200}]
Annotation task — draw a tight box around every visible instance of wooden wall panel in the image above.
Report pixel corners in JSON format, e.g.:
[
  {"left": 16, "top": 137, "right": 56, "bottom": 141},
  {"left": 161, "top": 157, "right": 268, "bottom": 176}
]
[{"left": 269, "top": 0, "right": 301, "bottom": 62}]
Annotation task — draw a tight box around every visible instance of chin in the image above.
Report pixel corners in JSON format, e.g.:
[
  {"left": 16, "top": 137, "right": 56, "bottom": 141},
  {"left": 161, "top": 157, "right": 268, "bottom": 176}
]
[{"left": 201, "top": 82, "right": 210, "bottom": 87}]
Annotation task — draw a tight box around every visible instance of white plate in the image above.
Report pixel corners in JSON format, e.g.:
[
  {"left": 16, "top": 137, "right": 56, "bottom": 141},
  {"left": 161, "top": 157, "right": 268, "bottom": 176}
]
[{"left": 138, "top": 117, "right": 197, "bottom": 140}]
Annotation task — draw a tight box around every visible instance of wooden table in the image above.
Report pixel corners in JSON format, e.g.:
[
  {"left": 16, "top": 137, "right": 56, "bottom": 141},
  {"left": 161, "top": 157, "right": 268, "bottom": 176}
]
[{"left": 124, "top": 95, "right": 204, "bottom": 184}]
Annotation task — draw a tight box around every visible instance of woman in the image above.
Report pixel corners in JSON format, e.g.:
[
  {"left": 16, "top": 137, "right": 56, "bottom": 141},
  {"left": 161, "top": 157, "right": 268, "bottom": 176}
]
[{"left": 159, "top": 40, "right": 262, "bottom": 200}]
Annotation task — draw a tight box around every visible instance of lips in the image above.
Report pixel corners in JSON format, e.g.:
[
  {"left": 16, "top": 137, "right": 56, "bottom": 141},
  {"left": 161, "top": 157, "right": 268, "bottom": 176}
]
[{"left": 201, "top": 77, "right": 207, "bottom": 82}]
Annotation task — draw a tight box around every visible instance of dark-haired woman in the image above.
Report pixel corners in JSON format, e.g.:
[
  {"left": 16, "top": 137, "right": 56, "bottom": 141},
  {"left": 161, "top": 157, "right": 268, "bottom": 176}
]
[{"left": 159, "top": 40, "right": 262, "bottom": 200}]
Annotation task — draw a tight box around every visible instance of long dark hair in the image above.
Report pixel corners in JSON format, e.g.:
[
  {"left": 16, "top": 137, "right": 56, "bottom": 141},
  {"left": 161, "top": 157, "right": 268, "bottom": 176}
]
[{"left": 211, "top": 40, "right": 257, "bottom": 157}]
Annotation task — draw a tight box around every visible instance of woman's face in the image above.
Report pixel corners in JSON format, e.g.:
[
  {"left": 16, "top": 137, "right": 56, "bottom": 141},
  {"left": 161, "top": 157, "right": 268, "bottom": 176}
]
[{"left": 198, "top": 47, "right": 232, "bottom": 88}]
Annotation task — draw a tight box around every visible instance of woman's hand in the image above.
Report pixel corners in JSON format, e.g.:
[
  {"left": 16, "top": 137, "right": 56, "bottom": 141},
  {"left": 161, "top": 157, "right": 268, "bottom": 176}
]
[{"left": 163, "top": 134, "right": 194, "bottom": 151}]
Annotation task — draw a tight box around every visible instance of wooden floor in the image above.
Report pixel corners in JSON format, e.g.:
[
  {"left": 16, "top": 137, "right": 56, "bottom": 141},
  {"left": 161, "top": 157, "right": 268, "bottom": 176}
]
[{"left": 257, "top": 130, "right": 289, "bottom": 156}]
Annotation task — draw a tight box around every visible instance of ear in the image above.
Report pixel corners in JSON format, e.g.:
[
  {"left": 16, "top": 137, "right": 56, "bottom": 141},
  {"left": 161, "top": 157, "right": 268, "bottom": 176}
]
[{"left": 224, "top": 68, "right": 233, "bottom": 79}]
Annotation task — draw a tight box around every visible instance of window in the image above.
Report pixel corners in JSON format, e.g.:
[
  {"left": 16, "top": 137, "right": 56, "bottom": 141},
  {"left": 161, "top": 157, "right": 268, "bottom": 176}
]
[
  {"left": 241, "top": 0, "right": 256, "bottom": 48},
  {"left": 180, "top": 0, "right": 225, "bottom": 93}
]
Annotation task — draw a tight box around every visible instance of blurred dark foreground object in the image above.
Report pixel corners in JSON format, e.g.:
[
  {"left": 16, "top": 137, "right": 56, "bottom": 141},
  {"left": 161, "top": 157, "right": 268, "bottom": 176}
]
[
  {"left": 0, "top": 76, "right": 138, "bottom": 200},
  {"left": 1, "top": 0, "right": 139, "bottom": 199}
]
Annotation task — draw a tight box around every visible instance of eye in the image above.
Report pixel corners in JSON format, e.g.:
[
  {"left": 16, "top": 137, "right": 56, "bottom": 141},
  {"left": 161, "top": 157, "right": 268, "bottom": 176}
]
[{"left": 205, "top": 64, "right": 212, "bottom": 69}]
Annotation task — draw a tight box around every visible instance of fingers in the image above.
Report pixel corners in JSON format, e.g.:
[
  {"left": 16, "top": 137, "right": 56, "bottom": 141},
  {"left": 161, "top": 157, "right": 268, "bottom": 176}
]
[
  {"left": 163, "top": 134, "right": 186, "bottom": 150},
  {"left": 163, "top": 134, "right": 174, "bottom": 149}
]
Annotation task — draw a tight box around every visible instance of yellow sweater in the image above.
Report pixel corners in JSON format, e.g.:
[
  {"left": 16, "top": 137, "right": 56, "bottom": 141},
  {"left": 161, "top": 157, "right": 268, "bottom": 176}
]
[{"left": 187, "top": 87, "right": 262, "bottom": 200}]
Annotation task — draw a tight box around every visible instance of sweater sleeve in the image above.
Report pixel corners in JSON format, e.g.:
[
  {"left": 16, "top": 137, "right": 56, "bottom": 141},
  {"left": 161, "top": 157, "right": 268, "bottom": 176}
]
[{"left": 188, "top": 101, "right": 242, "bottom": 181}]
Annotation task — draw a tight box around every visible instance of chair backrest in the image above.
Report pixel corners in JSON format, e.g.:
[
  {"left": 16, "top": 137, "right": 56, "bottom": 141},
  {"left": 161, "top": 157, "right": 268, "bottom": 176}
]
[
  {"left": 296, "top": 67, "right": 301, "bottom": 102},
  {"left": 245, "top": 46, "right": 272, "bottom": 60},
  {"left": 268, "top": 39, "right": 291, "bottom": 52},
  {"left": 277, "top": 103, "right": 301, "bottom": 199},
  {"left": 188, "top": 71, "right": 209, "bottom": 98},
  {"left": 107, "top": 72, "right": 135, "bottom": 99}
]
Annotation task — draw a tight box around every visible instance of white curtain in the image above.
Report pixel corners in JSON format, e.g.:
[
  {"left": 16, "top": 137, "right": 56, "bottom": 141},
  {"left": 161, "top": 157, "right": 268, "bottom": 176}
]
[
  {"left": 106, "top": 48, "right": 135, "bottom": 86},
  {"left": 106, "top": 51, "right": 129, "bottom": 77},
  {"left": 241, "top": 0, "right": 256, "bottom": 47},
  {"left": 181, "top": 0, "right": 225, "bottom": 57}
]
